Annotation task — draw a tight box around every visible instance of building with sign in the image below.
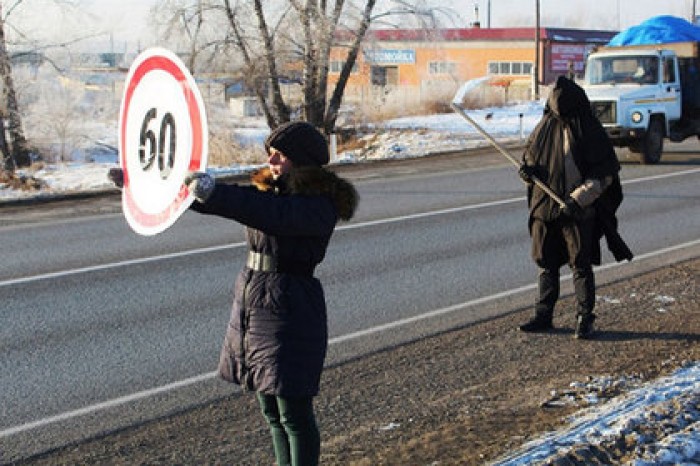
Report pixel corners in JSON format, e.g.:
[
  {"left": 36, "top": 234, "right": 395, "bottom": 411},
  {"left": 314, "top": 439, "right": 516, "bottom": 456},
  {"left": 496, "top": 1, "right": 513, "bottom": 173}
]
[{"left": 329, "top": 26, "right": 617, "bottom": 108}]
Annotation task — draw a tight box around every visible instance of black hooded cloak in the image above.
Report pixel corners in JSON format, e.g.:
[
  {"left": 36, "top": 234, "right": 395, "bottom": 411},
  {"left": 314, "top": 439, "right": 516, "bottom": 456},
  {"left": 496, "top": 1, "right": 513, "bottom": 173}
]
[{"left": 522, "top": 76, "right": 633, "bottom": 264}]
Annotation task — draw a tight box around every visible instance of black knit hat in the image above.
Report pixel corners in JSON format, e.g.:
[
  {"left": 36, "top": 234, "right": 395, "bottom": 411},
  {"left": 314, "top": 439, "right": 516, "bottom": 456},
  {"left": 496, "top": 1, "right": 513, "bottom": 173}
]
[{"left": 264, "top": 121, "right": 330, "bottom": 167}]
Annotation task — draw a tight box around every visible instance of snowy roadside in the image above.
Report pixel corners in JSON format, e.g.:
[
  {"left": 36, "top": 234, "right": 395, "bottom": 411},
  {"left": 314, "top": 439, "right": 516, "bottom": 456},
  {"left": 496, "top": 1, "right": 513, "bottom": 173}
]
[
  {"left": 0, "top": 101, "right": 543, "bottom": 202},
  {"left": 493, "top": 362, "right": 700, "bottom": 465}
]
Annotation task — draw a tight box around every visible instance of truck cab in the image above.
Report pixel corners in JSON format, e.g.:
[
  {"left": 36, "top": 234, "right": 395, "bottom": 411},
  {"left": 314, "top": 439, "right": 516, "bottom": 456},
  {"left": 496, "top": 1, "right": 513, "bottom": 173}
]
[{"left": 583, "top": 48, "right": 681, "bottom": 164}]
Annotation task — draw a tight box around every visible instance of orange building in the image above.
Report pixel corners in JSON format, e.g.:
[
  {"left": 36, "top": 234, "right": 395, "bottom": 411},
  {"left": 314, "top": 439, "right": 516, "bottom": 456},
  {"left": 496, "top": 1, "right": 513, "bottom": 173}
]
[{"left": 330, "top": 27, "right": 617, "bottom": 106}]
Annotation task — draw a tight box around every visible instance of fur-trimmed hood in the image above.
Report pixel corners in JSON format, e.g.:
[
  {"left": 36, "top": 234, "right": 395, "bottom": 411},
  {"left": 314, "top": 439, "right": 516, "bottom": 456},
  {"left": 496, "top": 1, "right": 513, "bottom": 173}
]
[{"left": 251, "top": 166, "right": 359, "bottom": 221}]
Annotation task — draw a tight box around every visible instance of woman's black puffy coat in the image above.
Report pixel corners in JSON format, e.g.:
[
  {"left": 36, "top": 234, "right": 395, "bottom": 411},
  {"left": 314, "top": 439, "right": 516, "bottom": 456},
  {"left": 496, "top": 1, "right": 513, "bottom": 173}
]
[{"left": 191, "top": 166, "right": 357, "bottom": 397}]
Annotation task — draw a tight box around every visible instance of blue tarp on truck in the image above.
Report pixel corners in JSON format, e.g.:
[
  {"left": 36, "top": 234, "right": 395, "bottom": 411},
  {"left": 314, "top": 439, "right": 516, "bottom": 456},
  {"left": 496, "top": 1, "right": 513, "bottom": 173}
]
[
  {"left": 606, "top": 16, "right": 700, "bottom": 116},
  {"left": 608, "top": 15, "right": 700, "bottom": 46}
]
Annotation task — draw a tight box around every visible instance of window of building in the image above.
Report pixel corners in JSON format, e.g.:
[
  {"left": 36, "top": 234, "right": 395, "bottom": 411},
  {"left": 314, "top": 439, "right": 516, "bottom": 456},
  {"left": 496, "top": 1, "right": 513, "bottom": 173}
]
[
  {"left": 428, "top": 61, "right": 457, "bottom": 74},
  {"left": 330, "top": 60, "right": 358, "bottom": 73},
  {"left": 371, "top": 66, "right": 399, "bottom": 86},
  {"left": 488, "top": 61, "right": 533, "bottom": 76},
  {"left": 371, "top": 66, "right": 387, "bottom": 85}
]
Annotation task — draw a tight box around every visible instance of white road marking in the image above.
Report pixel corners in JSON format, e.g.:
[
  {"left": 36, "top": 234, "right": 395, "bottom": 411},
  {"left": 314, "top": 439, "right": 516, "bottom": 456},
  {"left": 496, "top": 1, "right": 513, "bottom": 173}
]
[
  {"left": 2, "top": 238, "right": 699, "bottom": 439},
  {"left": 1, "top": 168, "right": 699, "bottom": 438},
  {"left": 0, "top": 243, "right": 245, "bottom": 287},
  {"left": 4, "top": 166, "right": 699, "bottom": 288}
]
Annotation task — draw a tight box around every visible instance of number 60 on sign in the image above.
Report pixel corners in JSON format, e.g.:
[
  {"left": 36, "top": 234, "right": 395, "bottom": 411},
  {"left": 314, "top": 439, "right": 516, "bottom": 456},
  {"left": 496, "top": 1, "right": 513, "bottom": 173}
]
[{"left": 118, "top": 47, "right": 208, "bottom": 236}]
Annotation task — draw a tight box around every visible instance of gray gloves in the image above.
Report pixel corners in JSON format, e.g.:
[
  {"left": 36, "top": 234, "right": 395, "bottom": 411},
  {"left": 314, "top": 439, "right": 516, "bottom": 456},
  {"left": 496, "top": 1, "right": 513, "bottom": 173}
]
[
  {"left": 184, "top": 171, "right": 215, "bottom": 202},
  {"left": 107, "top": 168, "right": 214, "bottom": 203}
]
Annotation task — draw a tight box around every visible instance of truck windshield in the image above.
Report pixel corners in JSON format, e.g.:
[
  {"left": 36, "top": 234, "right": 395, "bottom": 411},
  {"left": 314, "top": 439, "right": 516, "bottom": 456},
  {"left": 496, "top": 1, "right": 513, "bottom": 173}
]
[{"left": 585, "top": 55, "right": 659, "bottom": 85}]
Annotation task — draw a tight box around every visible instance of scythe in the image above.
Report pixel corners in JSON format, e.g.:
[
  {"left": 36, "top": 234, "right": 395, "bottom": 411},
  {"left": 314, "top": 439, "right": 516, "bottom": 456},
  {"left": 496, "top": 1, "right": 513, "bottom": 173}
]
[{"left": 450, "top": 78, "right": 566, "bottom": 209}]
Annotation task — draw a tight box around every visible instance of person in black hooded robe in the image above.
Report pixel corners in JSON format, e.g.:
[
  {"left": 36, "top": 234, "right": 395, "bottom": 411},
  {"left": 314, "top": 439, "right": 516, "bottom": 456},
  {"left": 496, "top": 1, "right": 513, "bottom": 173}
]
[{"left": 518, "top": 76, "right": 632, "bottom": 339}]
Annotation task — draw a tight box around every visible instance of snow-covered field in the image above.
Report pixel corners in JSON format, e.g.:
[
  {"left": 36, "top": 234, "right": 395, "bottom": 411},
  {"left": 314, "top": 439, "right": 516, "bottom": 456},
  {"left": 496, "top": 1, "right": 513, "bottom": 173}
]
[{"left": 2, "top": 101, "right": 700, "bottom": 464}]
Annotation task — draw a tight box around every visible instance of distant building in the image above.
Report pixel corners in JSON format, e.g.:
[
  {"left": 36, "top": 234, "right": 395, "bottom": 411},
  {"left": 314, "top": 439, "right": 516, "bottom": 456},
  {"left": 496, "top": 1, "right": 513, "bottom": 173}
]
[
  {"left": 10, "top": 51, "right": 44, "bottom": 68},
  {"left": 329, "top": 26, "right": 618, "bottom": 105}
]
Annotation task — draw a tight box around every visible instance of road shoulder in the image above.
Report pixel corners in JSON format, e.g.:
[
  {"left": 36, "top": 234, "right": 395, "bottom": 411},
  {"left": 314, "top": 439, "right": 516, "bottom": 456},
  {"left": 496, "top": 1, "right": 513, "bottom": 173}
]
[{"left": 15, "top": 257, "right": 699, "bottom": 466}]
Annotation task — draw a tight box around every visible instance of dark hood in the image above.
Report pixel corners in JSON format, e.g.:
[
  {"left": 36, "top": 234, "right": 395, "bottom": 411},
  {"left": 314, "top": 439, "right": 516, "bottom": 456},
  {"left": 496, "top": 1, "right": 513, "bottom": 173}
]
[{"left": 546, "top": 75, "right": 592, "bottom": 119}]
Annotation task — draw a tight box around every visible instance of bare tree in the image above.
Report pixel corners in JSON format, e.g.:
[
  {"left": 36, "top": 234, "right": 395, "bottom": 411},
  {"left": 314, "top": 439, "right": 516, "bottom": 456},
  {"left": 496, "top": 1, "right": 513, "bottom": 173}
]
[
  {"left": 180, "top": 0, "right": 206, "bottom": 71},
  {"left": 222, "top": 0, "right": 378, "bottom": 133},
  {"left": 155, "top": 1, "right": 455, "bottom": 134},
  {"left": 153, "top": 0, "right": 226, "bottom": 73},
  {"left": 0, "top": 0, "right": 98, "bottom": 171},
  {"left": 323, "top": 0, "right": 376, "bottom": 133},
  {"left": 223, "top": 0, "right": 291, "bottom": 128},
  {"left": 0, "top": 2, "right": 31, "bottom": 170},
  {"left": 24, "top": 73, "right": 88, "bottom": 163},
  {"left": 157, "top": 0, "right": 381, "bottom": 133}
]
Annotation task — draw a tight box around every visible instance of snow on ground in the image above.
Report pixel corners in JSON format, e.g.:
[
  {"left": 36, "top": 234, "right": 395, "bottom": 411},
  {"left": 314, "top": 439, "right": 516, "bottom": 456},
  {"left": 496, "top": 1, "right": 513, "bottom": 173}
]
[
  {"left": 2, "top": 100, "right": 700, "bottom": 464},
  {"left": 0, "top": 101, "right": 543, "bottom": 201},
  {"left": 493, "top": 361, "right": 700, "bottom": 464}
]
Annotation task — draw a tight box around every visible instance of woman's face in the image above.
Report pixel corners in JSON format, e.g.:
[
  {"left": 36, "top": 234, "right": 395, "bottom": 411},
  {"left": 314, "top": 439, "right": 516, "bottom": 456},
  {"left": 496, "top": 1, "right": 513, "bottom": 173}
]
[{"left": 268, "top": 148, "right": 293, "bottom": 179}]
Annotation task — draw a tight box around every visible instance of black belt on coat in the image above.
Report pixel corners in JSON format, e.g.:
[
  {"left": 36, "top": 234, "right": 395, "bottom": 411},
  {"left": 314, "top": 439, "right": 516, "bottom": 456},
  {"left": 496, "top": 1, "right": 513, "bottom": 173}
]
[{"left": 246, "top": 251, "right": 315, "bottom": 276}]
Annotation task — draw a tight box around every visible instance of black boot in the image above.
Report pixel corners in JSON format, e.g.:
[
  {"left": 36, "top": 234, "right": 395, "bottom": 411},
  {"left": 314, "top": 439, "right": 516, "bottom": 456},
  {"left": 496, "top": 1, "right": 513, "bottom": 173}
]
[
  {"left": 574, "top": 313, "right": 596, "bottom": 339},
  {"left": 519, "top": 313, "right": 553, "bottom": 332}
]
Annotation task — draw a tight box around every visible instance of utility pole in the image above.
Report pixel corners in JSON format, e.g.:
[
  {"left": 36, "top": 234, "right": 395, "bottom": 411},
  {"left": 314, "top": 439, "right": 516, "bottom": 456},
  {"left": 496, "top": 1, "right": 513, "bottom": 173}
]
[
  {"left": 487, "top": 0, "right": 491, "bottom": 28},
  {"left": 534, "top": 0, "right": 540, "bottom": 100},
  {"left": 617, "top": 0, "right": 621, "bottom": 30}
]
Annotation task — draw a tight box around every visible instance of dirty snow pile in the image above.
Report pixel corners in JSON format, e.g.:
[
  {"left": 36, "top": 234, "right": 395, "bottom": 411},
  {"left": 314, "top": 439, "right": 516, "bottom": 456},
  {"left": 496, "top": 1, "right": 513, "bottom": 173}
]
[{"left": 493, "top": 361, "right": 700, "bottom": 465}]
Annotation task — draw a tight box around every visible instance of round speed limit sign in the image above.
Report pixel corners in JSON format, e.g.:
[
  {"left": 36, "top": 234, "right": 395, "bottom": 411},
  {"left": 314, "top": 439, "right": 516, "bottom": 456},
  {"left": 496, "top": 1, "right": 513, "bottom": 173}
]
[{"left": 118, "top": 47, "right": 208, "bottom": 236}]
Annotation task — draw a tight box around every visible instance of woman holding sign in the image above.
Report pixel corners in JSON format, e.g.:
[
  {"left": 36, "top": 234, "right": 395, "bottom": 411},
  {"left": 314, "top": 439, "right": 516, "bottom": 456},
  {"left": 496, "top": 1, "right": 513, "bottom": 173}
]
[
  {"left": 186, "top": 121, "right": 358, "bottom": 466},
  {"left": 110, "top": 121, "right": 357, "bottom": 464}
]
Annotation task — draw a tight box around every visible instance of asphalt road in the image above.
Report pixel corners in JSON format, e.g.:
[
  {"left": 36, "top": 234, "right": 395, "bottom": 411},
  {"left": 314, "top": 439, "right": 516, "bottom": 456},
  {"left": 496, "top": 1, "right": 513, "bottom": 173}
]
[{"left": 1, "top": 145, "right": 700, "bottom": 462}]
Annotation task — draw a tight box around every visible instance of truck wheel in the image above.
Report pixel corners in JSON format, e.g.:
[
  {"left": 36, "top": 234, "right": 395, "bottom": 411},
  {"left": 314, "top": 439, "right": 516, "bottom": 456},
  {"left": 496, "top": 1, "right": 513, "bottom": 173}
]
[{"left": 639, "top": 118, "right": 664, "bottom": 164}]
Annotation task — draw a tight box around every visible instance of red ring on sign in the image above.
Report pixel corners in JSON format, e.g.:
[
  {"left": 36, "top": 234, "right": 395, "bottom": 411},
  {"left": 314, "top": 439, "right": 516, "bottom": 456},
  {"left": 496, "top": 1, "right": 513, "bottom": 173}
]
[{"left": 120, "top": 55, "right": 204, "bottom": 229}]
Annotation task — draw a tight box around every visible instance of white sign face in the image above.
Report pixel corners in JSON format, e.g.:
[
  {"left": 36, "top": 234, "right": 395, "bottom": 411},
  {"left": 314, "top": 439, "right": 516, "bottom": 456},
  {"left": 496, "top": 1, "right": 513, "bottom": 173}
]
[{"left": 118, "top": 47, "right": 208, "bottom": 236}]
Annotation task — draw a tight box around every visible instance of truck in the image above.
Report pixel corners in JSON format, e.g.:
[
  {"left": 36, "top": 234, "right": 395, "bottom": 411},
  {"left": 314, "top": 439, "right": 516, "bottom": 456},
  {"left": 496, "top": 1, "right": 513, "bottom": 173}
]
[{"left": 582, "top": 40, "right": 700, "bottom": 164}]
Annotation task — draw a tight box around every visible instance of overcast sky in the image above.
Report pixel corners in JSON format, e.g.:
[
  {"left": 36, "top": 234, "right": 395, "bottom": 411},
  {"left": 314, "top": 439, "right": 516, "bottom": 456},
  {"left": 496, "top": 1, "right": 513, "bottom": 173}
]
[{"left": 6, "top": 0, "right": 698, "bottom": 53}]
